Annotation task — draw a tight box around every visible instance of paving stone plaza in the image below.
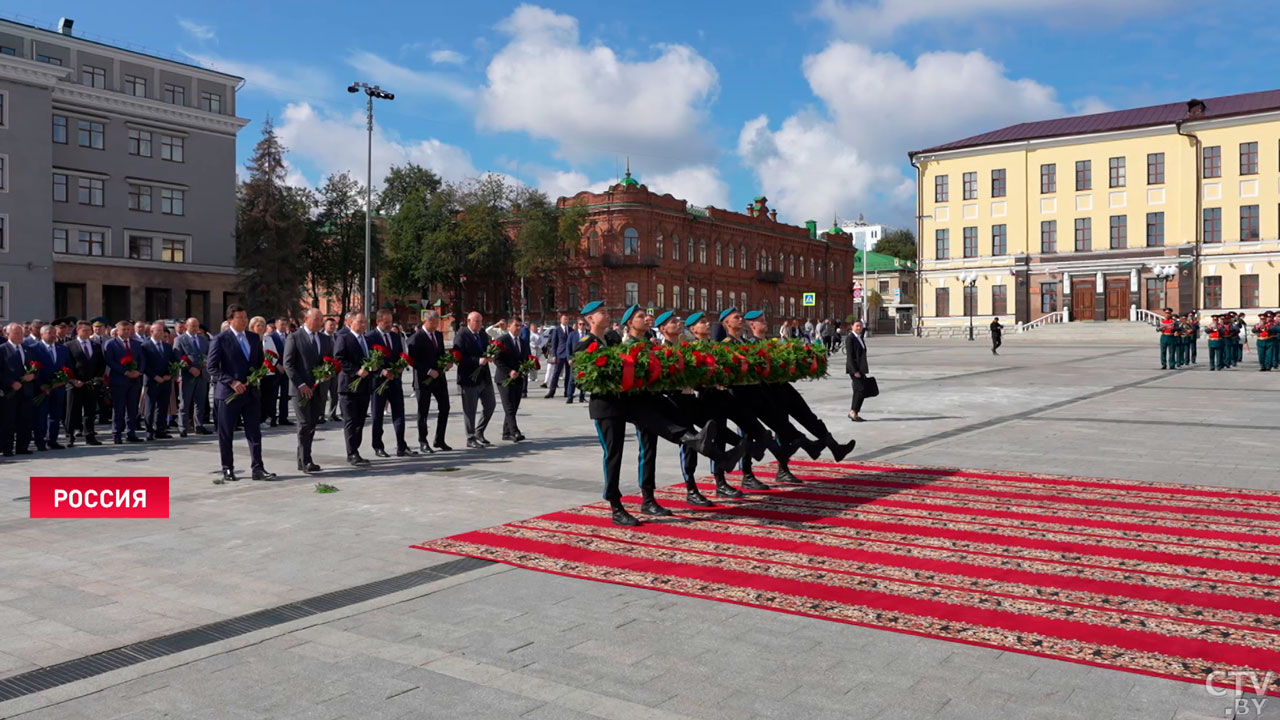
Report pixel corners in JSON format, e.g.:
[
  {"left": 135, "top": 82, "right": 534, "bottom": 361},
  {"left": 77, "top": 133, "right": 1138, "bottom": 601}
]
[{"left": 1, "top": 333, "right": 1276, "bottom": 720}]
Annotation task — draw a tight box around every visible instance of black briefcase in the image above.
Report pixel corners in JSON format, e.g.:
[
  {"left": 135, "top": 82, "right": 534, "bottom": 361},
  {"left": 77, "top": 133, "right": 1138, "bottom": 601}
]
[{"left": 862, "top": 376, "right": 880, "bottom": 398}]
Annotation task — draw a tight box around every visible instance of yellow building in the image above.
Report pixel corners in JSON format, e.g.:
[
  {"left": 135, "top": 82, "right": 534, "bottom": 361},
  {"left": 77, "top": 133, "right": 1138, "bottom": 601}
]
[{"left": 908, "top": 90, "right": 1280, "bottom": 327}]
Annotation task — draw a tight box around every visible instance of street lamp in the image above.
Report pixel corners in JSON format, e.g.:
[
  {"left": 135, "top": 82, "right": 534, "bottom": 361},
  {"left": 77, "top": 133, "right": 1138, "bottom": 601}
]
[
  {"left": 348, "top": 81, "right": 395, "bottom": 318},
  {"left": 1153, "top": 264, "right": 1177, "bottom": 311},
  {"left": 961, "top": 270, "right": 979, "bottom": 341}
]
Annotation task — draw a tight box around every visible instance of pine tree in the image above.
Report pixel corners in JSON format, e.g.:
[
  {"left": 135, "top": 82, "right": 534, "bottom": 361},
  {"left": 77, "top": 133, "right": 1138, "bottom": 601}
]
[{"left": 235, "top": 119, "right": 308, "bottom": 317}]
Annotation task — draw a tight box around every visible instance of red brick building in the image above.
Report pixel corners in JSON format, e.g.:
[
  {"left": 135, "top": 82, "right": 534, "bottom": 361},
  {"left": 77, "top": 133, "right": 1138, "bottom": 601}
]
[{"left": 454, "top": 172, "right": 857, "bottom": 326}]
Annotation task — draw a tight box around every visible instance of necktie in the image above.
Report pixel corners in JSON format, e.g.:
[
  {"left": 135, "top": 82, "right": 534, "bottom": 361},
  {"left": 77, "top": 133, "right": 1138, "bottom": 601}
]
[
  {"left": 82, "top": 340, "right": 91, "bottom": 358},
  {"left": 18, "top": 344, "right": 24, "bottom": 365},
  {"left": 238, "top": 333, "right": 250, "bottom": 359},
  {"left": 427, "top": 331, "right": 435, "bottom": 350},
  {"left": 358, "top": 334, "right": 368, "bottom": 355},
  {"left": 312, "top": 330, "right": 320, "bottom": 354},
  {"left": 381, "top": 331, "right": 390, "bottom": 350}
]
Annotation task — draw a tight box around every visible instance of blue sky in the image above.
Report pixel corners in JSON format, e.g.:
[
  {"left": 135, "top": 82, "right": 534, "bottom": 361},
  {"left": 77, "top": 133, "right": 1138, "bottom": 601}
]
[{"left": 14, "top": 0, "right": 1280, "bottom": 228}]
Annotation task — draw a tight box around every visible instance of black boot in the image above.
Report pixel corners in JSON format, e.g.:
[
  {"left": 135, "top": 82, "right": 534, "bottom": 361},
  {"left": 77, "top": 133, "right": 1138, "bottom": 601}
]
[
  {"left": 611, "top": 504, "right": 641, "bottom": 527},
  {"left": 641, "top": 493, "right": 673, "bottom": 517},
  {"left": 685, "top": 485, "right": 715, "bottom": 507},
  {"left": 826, "top": 435, "right": 857, "bottom": 463},
  {"left": 774, "top": 462, "right": 802, "bottom": 484},
  {"left": 741, "top": 471, "right": 771, "bottom": 491},
  {"left": 714, "top": 471, "right": 744, "bottom": 499}
]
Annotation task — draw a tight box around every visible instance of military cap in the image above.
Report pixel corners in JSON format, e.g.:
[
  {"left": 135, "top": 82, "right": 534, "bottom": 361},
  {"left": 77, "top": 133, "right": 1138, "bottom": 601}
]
[
  {"left": 685, "top": 312, "right": 705, "bottom": 326},
  {"left": 620, "top": 304, "right": 642, "bottom": 326},
  {"left": 718, "top": 307, "right": 740, "bottom": 323},
  {"left": 91, "top": 316, "right": 108, "bottom": 327},
  {"left": 744, "top": 310, "right": 764, "bottom": 321},
  {"left": 580, "top": 300, "right": 604, "bottom": 316},
  {"left": 654, "top": 310, "right": 676, "bottom": 328}
]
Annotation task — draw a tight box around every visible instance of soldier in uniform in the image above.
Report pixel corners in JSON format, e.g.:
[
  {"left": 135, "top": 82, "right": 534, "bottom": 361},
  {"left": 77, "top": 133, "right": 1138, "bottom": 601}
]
[
  {"left": 1255, "top": 311, "right": 1275, "bottom": 371},
  {"left": 1158, "top": 307, "right": 1176, "bottom": 370},
  {"left": 1206, "top": 315, "right": 1225, "bottom": 371}
]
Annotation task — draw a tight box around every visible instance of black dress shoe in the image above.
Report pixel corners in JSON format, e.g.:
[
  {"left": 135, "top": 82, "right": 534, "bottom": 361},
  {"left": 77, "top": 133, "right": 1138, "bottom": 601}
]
[
  {"left": 252, "top": 469, "right": 279, "bottom": 481},
  {"left": 180, "top": 429, "right": 188, "bottom": 438},
  {"left": 641, "top": 498, "right": 673, "bottom": 517},
  {"left": 565, "top": 398, "right": 574, "bottom": 404},
  {"left": 196, "top": 426, "right": 212, "bottom": 435},
  {"left": 514, "top": 433, "right": 526, "bottom": 442},
  {"left": 113, "top": 436, "right": 123, "bottom": 445},
  {"left": 466, "top": 439, "right": 483, "bottom": 449},
  {"left": 774, "top": 467, "right": 802, "bottom": 484},
  {"left": 435, "top": 441, "right": 453, "bottom": 451},
  {"left": 419, "top": 443, "right": 435, "bottom": 455},
  {"left": 278, "top": 420, "right": 295, "bottom": 426},
  {"left": 218, "top": 468, "right": 238, "bottom": 484},
  {"left": 741, "top": 474, "right": 771, "bottom": 491},
  {"left": 155, "top": 432, "right": 173, "bottom": 440},
  {"left": 501, "top": 434, "right": 512, "bottom": 441},
  {"left": 714, "top": 478, "right": 745, "bottom": 499},
  {"left": 478, "top": 437, "right": 492, "bottom": 446},
  {"left": 374, "top": 448, "right": 391, "bottom": 458},
  {"left": 611, "top": 507, "right": 641, "bottom": 527},
  {"left": 47, "top": 441, "right": 66, "bottom": 450},
  {"left": 685, "top": 489, "right": 715, "bottom": 507},
  {"left": 347, "top": 455, "right": 370, "bottom": 466},
  {"left": 126, "top": 435, "right": 144, "bottom": 443},
  {"left": 396, "top": 447, "right": 419, "bottom": 457},
  {"left": 299, "top": 462, "right": 321, "bottom": 473},
  {"left": 86, "top": 437, "right": 102, "bottom": 446},
  {"left": 544, "top": 391, "right": 556, "bottom": 399},
  {"left": 830, "top": 438, "right": 857, "bottom": 463},
  {"left": 16, "top": 449, "right": 33, "bottom": 455}
]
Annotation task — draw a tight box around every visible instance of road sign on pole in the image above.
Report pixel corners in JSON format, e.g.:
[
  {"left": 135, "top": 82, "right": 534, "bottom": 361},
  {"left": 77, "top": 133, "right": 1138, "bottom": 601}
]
[
  {"left": 802, "top": 292, "right": 816, "bottom": 307},
  {"left": 852, "top": 288, "right": 863, "bottom": 302}
]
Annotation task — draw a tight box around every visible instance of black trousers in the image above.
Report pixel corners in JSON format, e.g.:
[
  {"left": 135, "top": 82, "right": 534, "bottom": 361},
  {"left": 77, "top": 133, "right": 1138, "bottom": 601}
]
[
  {"left": 276, "top": 373, "right": 290, "bottom": 422},
  {"left": 67, "top": 384, "right": 99, "bottom": 439},
  {"left": 498, "top": 377, "right": 523, "bottom": 438},
  {"left": 775, "top": 383, "right": 830, "bottom": 441},
  {"left": 850, "top": 377, "right": 867, "bottom": 413},
  {"left": 327, "top": 379, "right": 339, "bottom": 418},
  {"left": 594, "top": 417, "right": 626, "bottom": 504},
  {"left": 111, "top": 378, "right": 143, "bottom": 438},
  {"left": 292, "top": 389, "right": 323, "bottom": 465},
  {"left": 371, "top": 382, "right": 408, "bottom": 451},
  {"left": 414, "top": 378, "right": 450, "bottom": 446},
  {"left": 0, "top": 393, "right": 33, "bottom": 454},
  {"left": 259, "top": 376, "right": 278, "bottom": 422},
  {"left": 144, "top": 381, "right": 172, "bottom": 436},
  {"left": 624, "top": 395, "right": 692, "bottom": 445},
  {"left": 339, "top": 391, "right": 369, "bottom": 457},
  {"left": 636, "top": 427, "right": 657, "bottom": 495},
  {"left": 992, "top": 334, "right": 1002, "bottom": 352},
  {"left": 216, "top": 391, "right": 264, "bottom": 471}
]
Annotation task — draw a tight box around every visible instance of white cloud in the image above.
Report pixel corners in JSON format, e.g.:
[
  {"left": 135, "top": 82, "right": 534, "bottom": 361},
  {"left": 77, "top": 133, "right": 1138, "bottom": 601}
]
[
  {"left": 177, "top": 18, "right": 216, "bottom": 42},
  {"left": 477, "top": 4, "right": 718, "bottom": 165},
  {"left": 1071, "top": 96, "right": 1115, "bottom": 116},
  {"left": 535, "top": 170, "right": 610, "bottom": 200},
  {"left": 346, "top": 51, "right": 475, "bottom": 107},
  {"left": 274, "top": 103, "right": 478, "bottom": 190},
  {"left": 815, "top": 0, "right": 1168, "bottom": 40},
  {"left": 430, "top": 49, "right": 466, "bottom": 65},
  {"left": 645, "top": 166, "right": 730, "bottom": 209},
  {"left": 183, "top": 51, "right": 330, "bottom": 101}
]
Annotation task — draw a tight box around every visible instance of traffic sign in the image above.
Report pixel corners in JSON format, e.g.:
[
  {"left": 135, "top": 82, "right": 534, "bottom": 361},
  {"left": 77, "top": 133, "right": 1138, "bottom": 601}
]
[
  {"left": 853, "top": 288, "right": 863, "bottom": 301},
  {"left": 802, "top": 292, "right": 816, "bottom": 307},
  {"left": 893, "top": 288, "right": 901, "bottom": 303}
]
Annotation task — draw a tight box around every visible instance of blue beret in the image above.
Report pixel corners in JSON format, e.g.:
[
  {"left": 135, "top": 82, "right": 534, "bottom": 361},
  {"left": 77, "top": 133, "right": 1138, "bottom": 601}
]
[
  {"left": 718, "top": 307, "right": 739, "bottom": 323},
  {"left": 744, "top": 310, "right": 763, "bottom": 321},
  {"left": 620, "top": 304, "right": 641, "bottom": 326},
  {"left": 580, "top": 300, "right": 604, "bottom": 315},
  {"left": 685, "top": 312, "right": 705, "bottom": 326},
  {"left": 654, "top": 310, "right": 675, "bottom": 328}
]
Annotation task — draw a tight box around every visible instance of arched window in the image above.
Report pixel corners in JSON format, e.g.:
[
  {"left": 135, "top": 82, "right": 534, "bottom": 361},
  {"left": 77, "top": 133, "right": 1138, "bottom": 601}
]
[
  {"left": 727, "top": 245, "right": 735, "bottom": 269},
  {"left": 789, "top": 255, "right": 795, "bottom": 276},
  {"left": 762, "top": 299, "right": 771, "bottom": 315},
  {"left": 625, "top": 282, "right": 638, "bottom": 305},
  {"left": 687, "top": 238, "right": 694, "bottom": 263},
  {"left": 657, "top": 283, "right": 665, "bottom": 308},
  {"left": 729, "top": 291, "right": 736, "bottom": 308},
  {"left": 799, "top": 255, "right": 805, "bottom": 278},
  {"left": 715, "top": 290, "right": 723, "bottom": 310},
  {"left": 568, "top": 285, "right": 579, "bottom": 311},
  {"left": 741, "top": 290, "right": 748, "bottom": 308},
  {"left": 810, "top": 258, "right": 816, "bottom": 278},
  {"left": 589, "top": 283, "right": 600, "bottom": 301},
  {"left": 828, "top": 261, "right": 835, "bottom": 280},
  {"left": 779, "top": 296, "right": 785, "bottom": 316},
  {"left": 623, "top": 228, "right": 639, "bottom": 256},
  {"left": 789, "top": 297, "right": 796, "bottom": 317},
  {"left": 699, "top": 240, "right": 707, "bottom": 264},
  {"left": 588, "top": 231, "right": 601, "bottom": 258},
  {"left": 777, "top": 252, "right": 784, "bottom": 272},
  {"left": 672, "top": 285, "right": 680, "bottom": 309},
  {"left": 715, "top": 242, "right": 722, "bottom": 266},
  {"left": 687, "top": 286, "right": 695, "bottom": 309},
  {"left": 700, "top": 288, "right": 708, "bottom": 311},
  {"left": 672, "top": 234, "right": 680, "bottom": 261},
  {"left": 740, "top": 244, "right": 747, "bottom": 268},
  {"left": 655, "top": 234, "right": 664, "bottom": 259}
]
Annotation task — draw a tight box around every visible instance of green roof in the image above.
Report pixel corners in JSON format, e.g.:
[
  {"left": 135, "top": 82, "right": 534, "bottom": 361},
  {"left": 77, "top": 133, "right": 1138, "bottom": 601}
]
[
  {"left": 853, "top": 250, "right": 915, "bottom": 273},
  {"left": 619, "top": 170, "right": 639, "bottom": 187}
]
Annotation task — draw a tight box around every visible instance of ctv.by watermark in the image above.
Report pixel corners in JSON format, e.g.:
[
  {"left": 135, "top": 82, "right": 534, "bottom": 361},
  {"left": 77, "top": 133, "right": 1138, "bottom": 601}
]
[{"left": 1205, "top": 670, "right": 1275, "bottom": 717}]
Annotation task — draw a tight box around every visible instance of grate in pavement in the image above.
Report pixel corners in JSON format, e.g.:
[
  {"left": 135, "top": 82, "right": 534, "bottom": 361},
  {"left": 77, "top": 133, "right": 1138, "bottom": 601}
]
[{"left": 0, "top": 556, "right": 492, "bottom": 703}]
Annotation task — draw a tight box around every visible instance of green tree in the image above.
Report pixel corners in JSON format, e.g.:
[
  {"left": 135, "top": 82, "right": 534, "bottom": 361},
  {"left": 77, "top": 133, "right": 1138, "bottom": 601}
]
[
  {"left": 378, "top": 163, "right": 442, "bottom": 217},
  {"left": 235, "top": 118, "right": 307, "bottom": 317},
  {"left": 873, "top": 229, "right": 917, "bottom": 264},
  {"left": 285, "top": 186, "right": 323, "bottom": 308},
  {"left": 315, "top": 172, "right": 371, "bottom": 315}
]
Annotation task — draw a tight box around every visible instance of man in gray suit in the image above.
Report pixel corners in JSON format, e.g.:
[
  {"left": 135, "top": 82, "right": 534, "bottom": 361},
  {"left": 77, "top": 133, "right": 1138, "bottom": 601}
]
[
  {"left": 284, "top": 308, "right": 333, "bottom": 473},
  {"left": 175, "top": 317, "right": 211, "bottom": 437}
]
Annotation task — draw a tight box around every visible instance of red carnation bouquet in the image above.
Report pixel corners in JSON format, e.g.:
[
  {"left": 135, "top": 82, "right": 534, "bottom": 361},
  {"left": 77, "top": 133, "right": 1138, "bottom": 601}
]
[
  {"left": 34, "top": 366, "right": 74, "bottom": 405},
  {"left": 469, "top": 340, "right": 503, "bottom": 381},
  {"left": 501, "top": 354, "right": 540, "bottom": 387},
  {"left": 168, "top": 355, "right": 190, "bottom": 380},
  {"left": 426, "top": 349, "right": 460, "bottom": 386},
  {"left": 120, "top": 353, "right": 138, "bottom": 374},
  {"left": 376, "top": 351, "right": 413, "bottom": 395},
  {"left": 302, "top": 356, "right": 339, "bottom": 406},
  {"left": 24, "top": 360, "right": 42, "bottom": 380},
  {"left": 349, "top": 344, "right": 386, "bottom": 391},
  {"left": 228, "top": 352, "right": 277, "bottom": 403}
]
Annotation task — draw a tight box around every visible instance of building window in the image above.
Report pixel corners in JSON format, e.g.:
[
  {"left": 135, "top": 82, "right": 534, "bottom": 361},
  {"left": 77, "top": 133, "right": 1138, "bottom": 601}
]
[
  {"left": 1147, "top": 153, "right": 1165, "bottom": 184},
  {"left": 0, "top": 215, "right": 5, "bottom": 252},
  {"left": 687, "top": 238, "right": 694, "bottom": 263},
  {"left": 0, "top": 45, "right": 16, "bottom": 56},
  {"left": 962, "top": 172, "right": 977, "bottom": 200},
  {"left": 715, "top": 242, "right": 722, "bottom": 266},
  {"left": 36, "top": 55, "right": 63, "bottom": 66},
  {"left": 0, "top": 155, "right": 4, "bottom": 191},
  {"left": 129, "top": 235, "right": 153, "bottom": 260},
  {"left": 200, "top": 91, "right": 222, "bottom": 113},
  {"left": 1074, "top": 217, "right": 1091, "bottom": 252},
  {"left": 687, "top": 286, "right": 694, "bottom": 310},
  {"left": 568, "top": 286, "right": 579, "bottom": 312},
  {"left": 124, "top": 75, "right": 147, "bottom": 98},
  {"left": 623, "top": 227, "right": 638, "bottom": 256},
  {"left": 991, "top": 169, "right": 1006, "bottom": 198},
  {"left": 934, "top": 229, "right": 949, "bottom": 260},
  {"left": 1241, "top": 274, "right": 1259, "bottom": 308},
  {"left": 1203, "top": 276, "right": 1222, "bottom": 309},
  {"left": 715, "top": 290, "right": 724, "bottom": 310},
  {"left": 671, "top": 285, "right": 680, "bottom": 309},
  {"left": 1108, "top": 157, "right": 1126, "bottom": 188},
  {"left": 624, "top": 283, "right": 638, "bottom": 305},
  {"left": 655, "top": 234, "right": 664, "bottom": 259},
  {"left": 671, "top": 234, "right": 679, "bottom": 260},
  {"left": 129, "top": 129, "right": 152, "bottom": 157},
  {"left": 588, "top": 283, "right": 599, "bottom": 301},
  {"left": 1145, "top": 212, "right": 1164, "bottom": 247},
  {"left": 160, "top": 135, "right": 184, "bottom": 162},
  {"left": 991, "top": 224, "right": 1007, "bottom": 256},
  {"left": 727, "top": 244, "right": 735, "bottom": 269},
  {"left": 992, "top": 285, "right": 1008, "bottom": 316},
  {"left": 657, "top": 284, "right": 665, "bottom": 308},
  {"left": 789, "top": 255, "right": 796, "bottom": 276},
  {"left": 54, "top": 228, "right": 67, "bottom": 253},
  {"left": 1203, "top": 208, "right": 1222, "bottom": 243},
  {"left": 963, "top": 285, "right": 977, "bottom": 316},
  {"left": 1040, "top": 163, "right": 1056, "bottom": 193},
  {"left": 0, "top": 91, "right": 5, "bottom": 127},
  {"left": 729, "top": 291, "right": 736, "bottom": 308},
  {"left": 163, "top": 84, "right": 186, "bottom": 106},
  {"left": 798, "top": 255, "right": 805, "bottom": 277},
  {"left": 740, "top": 291, "right": 747, "bottom": 308},
  {"left": 1075, "top": 160, "right": 1091, "bottom": 191},
  {"left": 53, "top": 173, "right": 68, "bottom": 202},
  {"left": 160, "top": 188, "right": 185, "bottom": 216},
  {"left": 1241, "top": 205, "right": 1260, "bottom": 241},
  {"left": 935, "top": 287, "right": 950, "bottom": 317},
  {"left": 1040, "top": 220, "right": 1057, "bottom": 253},
  {"left": 740, "top": 244, "right": 747, "bottom": 270},
  {"left": 78, "top": 120, "right": 104, "bottom": 149},
  {"left": 700, "top": 288, "right": 708, "bottom": 311},
  {"left": 81, "top": 65, "right": 106, "bottom": 89},
  {"left": 162, "top": 237, "right": 187, "bottom": 262},
  {"left": 1203, "top": 146, "right": 1221, "bottom": 178},
  {"left": 128, "top": 184, "right": 152, "bottom": 212},
  {"left": 1109, "top": 215, "right": 1127, "bottom": 249},
  {"left": 53, "top": 115, "right": 67, "bottom": 143},
  {"left": 962, "top": 226, "right": 978, "bottom": 258},
  {"left": 934, "top": 175, "right": 948, "bottom": 202},
  {"left": 1240, "top": 141, "right": 1259, "bottom": 175},
  {"left": 587, "top": 231, "right": 600, "bottom": 257},
  {"left": 699, "top": 240, "right": 707, "bottom": 264},
  {"left": 145, "top": 288, "right": 171, "bottom": 319},
  {"left": 78, "top": 177, "right": 104, "bottom": 206},
  {"left": 1040, "top": 283, "right": 1058, "bottom": 313},
  {"left": 55, "top": 228, "right": 106, "bottom": 256}
]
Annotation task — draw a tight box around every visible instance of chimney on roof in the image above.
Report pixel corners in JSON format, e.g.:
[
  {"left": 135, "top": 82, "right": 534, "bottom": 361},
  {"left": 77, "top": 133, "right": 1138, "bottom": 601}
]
[
  {"left": 57, "top": 17, "right": 74, "bottom": 35},
  {"left": 769, "top": 209, "right": 777, "bottom": 222},
  {"left": 1186, "top": 98, "right": 1206, "bottom": 117}
]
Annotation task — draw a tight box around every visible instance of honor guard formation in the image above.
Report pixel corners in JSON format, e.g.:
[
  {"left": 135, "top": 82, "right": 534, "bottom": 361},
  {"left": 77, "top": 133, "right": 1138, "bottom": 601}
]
[{"left": 1159, "top": 307, "right": 1279, "bottom": 372}]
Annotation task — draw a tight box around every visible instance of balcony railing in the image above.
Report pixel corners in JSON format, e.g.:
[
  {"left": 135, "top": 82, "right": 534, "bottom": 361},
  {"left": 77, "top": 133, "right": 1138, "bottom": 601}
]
[
  {"left": 602, "top": 253, "right": 660, "bottom": 268},
  {"left": 755, "top": 270, "right": 784, "bottom": 283}
]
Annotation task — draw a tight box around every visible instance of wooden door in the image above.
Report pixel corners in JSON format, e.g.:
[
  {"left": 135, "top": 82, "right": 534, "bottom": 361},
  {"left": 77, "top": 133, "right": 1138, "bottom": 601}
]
[
  {"left": 1072, "top": 277, "right": 1095, "bottom": 321},
  {"left": 1105, "top": 276, "right": 1130, "bottom": 320}
]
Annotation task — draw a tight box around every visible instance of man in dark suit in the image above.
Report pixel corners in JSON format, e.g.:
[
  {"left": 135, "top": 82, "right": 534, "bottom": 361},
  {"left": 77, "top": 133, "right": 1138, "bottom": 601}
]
[
  {"left": 334, "top": 310, "right": 374, "bottom": 466},
  {"left": 91, "top": 318, "right": 112, "bottom": 426},
  {"left": 453, "top": 311, "right": 496, "bottom": 449},
  {"left": 66, "top": 321, "right": 106, "bottom": 446},
  {"left": 103, "top": 321, "right": 146, "bottom": 445},
  {"left": 140, "top": 321, "right": 176, "bottom": 441},
  {"left": 367, "top": 309, "right": 417, "bottom": 458},
  {"left": 846, "top": 319, "right": 870, "bottom": 422},
  {"left": 407, "top": 310, "right": 451, "bottom": 454},
  {"left": 494, "top": 316, "right": 528, "bottom": 443},
  {"left": 1, "top": 322, "right": 38, "bottom": 457},
  {"left": 283, "top": 308, "right": 333, "bottom": 473},
  {"left": 545, "top": 314, "right": 575, "bottom": 401},
  {"left": 175, "top": 317, "right": 212, "bottom": 437},
  {"left": 267, "top": 317, "right": 293, "bottom": 426},
  {"left": 29, "top": 323, "right": 72, "bottom": 450},
  {"left": 323, "top": 316, "right": 340, "bottom": 422},
  {"left": 206, "top": 305, "right": 277, "bottom": 483}
]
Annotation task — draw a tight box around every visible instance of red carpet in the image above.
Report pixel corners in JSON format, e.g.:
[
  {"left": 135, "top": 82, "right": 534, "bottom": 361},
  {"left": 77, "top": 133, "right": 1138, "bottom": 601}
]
[{"left": 413, "top": 460, "right": 1280, "bottom": 694}]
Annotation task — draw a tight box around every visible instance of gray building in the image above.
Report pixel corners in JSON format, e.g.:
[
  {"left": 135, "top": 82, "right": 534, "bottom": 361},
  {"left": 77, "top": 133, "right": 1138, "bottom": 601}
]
[{"left": 0, "top": 16, "right": 247, "bottom": 325}]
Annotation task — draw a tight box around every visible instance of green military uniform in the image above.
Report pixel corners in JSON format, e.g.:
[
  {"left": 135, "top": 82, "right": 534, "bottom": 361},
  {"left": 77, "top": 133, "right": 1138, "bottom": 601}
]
[
  {"left": 1207, "top": 315, "right": 1225, "bottom": 371},
  {"left": 1158, "top": 309, "right": 1176, "bottom": 370}
]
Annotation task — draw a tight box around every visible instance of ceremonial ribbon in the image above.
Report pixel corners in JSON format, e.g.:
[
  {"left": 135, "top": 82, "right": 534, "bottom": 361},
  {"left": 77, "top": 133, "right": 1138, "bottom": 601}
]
[{"left": 647, "top": 352, "right": 662, "bottom": 384}]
